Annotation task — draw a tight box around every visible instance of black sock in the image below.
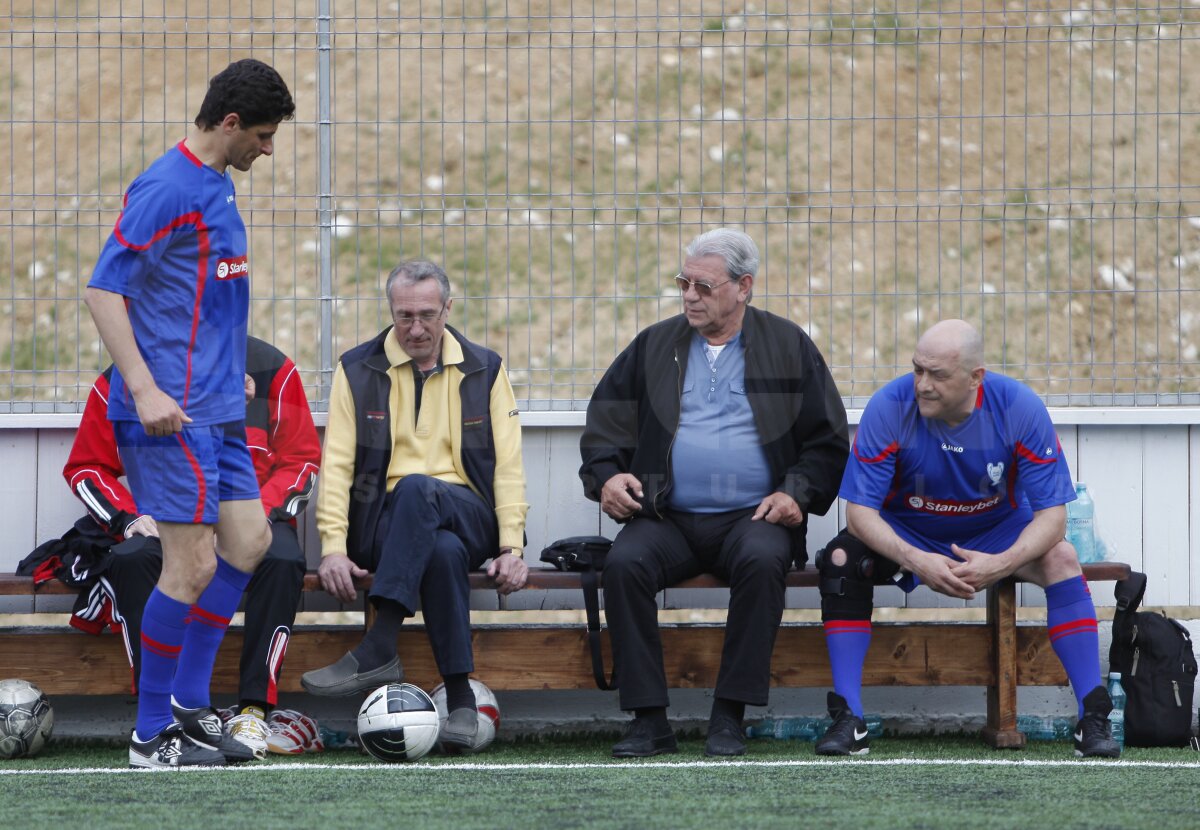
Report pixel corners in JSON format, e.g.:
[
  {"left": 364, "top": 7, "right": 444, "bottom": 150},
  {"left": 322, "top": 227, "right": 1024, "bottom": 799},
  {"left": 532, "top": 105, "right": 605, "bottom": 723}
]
[
  {"left": 634, "top": 707, "right": 670, "bottom": 732},
  {"left": 442, "top": 673, "right": 476, "bottom": 712},
  {"left": 710, "top": 697, "right": 745, "bottom": 726},
  {"left": 351, "top": 598, "right": 407, "bottom": 670}
]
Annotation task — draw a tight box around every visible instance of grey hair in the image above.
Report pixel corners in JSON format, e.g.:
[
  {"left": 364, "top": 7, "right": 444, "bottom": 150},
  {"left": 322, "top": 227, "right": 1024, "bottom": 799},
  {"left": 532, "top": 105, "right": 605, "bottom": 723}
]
[
  {"left": 685, "top": 227, "right": 760, "bottom": 279},
  {"left": 385, "top": 260, "right": 451, "bottom": 305}
]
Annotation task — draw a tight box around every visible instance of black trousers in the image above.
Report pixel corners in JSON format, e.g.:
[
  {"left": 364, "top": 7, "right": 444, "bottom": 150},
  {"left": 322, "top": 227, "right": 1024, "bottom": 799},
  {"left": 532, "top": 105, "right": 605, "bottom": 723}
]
[
  {"left": 354, "top": 475, "right": 498, "bottom": 677},
  {"left": 603, "top": 508, "right": 792, "bottom": 711},
  {"left": 105, "top": 522, "right": 305, "bottom": 706}
]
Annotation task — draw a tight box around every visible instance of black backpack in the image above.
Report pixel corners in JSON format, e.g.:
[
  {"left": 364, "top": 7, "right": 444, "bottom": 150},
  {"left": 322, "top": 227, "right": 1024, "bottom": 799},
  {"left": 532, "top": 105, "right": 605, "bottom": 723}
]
[{"left": 1109, "top": 571, "right": 1198, "bottom": 747}]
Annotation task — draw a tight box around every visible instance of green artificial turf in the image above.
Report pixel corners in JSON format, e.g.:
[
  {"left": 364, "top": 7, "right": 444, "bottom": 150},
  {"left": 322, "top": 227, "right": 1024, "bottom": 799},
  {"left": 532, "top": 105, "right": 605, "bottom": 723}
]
[{"left": 2, "top": 736, "right": 1197, "bottom": 830}]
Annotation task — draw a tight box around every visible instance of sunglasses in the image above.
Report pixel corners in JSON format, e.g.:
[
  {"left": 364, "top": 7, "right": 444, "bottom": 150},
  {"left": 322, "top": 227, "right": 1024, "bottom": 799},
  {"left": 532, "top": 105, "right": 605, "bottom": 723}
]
[{"left": 673, "top": 274, "right": 738, "bottom": 297}]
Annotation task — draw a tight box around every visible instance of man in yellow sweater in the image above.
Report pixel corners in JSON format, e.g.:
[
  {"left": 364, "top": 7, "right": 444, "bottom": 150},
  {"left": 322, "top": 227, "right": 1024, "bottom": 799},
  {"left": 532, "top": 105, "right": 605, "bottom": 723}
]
[{"left": 301, "top": 260, "right": 528, "bottom": 750}]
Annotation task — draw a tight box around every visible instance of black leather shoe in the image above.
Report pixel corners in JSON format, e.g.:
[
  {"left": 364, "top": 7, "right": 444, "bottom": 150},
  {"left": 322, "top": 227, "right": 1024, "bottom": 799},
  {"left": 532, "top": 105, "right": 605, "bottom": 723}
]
[
  {"left": 611, "top": 716, "right": 678, "bottom": 758},
  {"left": 704, "top": 715, "right": 746, "bottom": 757}
]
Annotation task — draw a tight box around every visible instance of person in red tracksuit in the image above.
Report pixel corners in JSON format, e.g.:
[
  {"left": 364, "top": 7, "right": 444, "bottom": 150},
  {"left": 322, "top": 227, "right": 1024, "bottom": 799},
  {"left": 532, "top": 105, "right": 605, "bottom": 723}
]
[{"left": 64, "top": 336, "right": 320, "bottom": 755}]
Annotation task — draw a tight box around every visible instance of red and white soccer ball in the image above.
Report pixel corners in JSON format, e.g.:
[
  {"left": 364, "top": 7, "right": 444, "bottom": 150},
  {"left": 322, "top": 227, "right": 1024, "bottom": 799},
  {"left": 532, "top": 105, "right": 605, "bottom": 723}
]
[{"left": 429, "top": 678, "right": 500, "bottom": 753}]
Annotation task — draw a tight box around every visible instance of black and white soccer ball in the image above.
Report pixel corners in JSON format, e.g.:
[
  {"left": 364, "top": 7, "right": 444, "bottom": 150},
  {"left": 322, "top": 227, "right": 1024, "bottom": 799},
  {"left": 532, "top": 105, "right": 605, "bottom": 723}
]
[
  {"left": 0, "top": 679, "right": 53, "bottom": 759},
  {"left": 356, "top": 683, "right": 440, "bottom": 763},
  {"left": 429, "top": 678, "right": 500, "bottom": 752}
]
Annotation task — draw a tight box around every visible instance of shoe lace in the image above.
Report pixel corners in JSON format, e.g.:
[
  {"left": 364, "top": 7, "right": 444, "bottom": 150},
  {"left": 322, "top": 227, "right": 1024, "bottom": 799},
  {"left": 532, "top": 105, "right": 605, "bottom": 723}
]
[{"left": 229, "top": 713, "right": 271, "bottom": 742}]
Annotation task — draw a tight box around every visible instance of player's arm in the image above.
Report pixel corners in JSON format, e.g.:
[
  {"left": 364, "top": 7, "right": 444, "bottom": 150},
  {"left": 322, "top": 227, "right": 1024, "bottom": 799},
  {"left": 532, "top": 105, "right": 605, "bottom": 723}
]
[
  {"left": 951, "top": 504, "right": 1067, "bottom": 590},
  {"left": 846, "top": 502, "right": 977, "bottom": 600},
  {"left": 258, "top": 359, "right": 320, "bottom": 522},
  {"left": 84, "top": 287, "right": 190, "bottom": 436},
  {"left": 485, "top": 361, "right": 529, "bottom": 595},
  {"left": 63, "top": 374, "right": 143, "bottom": 539}
]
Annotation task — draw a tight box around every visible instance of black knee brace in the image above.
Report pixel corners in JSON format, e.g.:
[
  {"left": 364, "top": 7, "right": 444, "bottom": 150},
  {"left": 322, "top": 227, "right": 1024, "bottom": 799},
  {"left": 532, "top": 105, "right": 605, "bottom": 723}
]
[{"left": 816, "top": 532, "right": 890, "bottom": 619}]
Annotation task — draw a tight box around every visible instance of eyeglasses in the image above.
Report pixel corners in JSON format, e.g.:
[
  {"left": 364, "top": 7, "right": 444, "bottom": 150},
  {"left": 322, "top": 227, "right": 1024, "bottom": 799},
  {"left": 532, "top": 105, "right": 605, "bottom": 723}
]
[
  {"left": 394, "top": 305, "right": 446, "bottom": 329},
  {"left": 673, "top": 274, "right": 737, "bottom": 297}
]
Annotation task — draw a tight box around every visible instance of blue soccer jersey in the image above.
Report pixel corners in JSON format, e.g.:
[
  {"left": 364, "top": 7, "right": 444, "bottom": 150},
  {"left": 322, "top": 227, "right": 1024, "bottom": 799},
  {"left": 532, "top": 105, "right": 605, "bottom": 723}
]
[
  {"left": 839, "top": 372, "right": 1075, "bottom": 555},
  {"left": 89, "top": 141, "right": 249, "bottom": 425}
]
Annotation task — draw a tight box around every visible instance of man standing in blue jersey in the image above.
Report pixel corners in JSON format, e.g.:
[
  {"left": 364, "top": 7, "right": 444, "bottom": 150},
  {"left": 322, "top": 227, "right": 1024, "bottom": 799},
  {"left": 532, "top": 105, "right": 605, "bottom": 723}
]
[
  {"left": 84, "top": 59, "right": 296, "bottom": 769},
  {"left": 814, "top": 319, "right": 1120, "bottom": 758}
]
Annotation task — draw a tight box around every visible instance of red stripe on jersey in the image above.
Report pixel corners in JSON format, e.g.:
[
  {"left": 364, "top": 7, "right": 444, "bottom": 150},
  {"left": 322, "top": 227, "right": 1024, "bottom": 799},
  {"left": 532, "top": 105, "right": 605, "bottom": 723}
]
[
  {"left": 112, "top": 207, "right": 212, "bottom": 411},
  {"left": 1015, "top": 440, "right": 1057, "bottom": 465},
  {"left": 175, "top": 433, "right": 208, "bottom": 523},
  {"left": 853, "top": 438, "right": 900, "bottom": 464},
  {"left": 176, "top": 139, "right": 203, "bottom": 167},
  {"left": 974, "top": 384, "right": 984, "bottom": 408}
]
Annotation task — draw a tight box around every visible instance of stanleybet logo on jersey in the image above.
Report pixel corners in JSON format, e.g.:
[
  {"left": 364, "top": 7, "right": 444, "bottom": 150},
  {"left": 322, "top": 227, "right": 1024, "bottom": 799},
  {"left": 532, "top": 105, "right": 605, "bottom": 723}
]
[{"left": 215, "top": 255, "right": 249, "bottom": 280}]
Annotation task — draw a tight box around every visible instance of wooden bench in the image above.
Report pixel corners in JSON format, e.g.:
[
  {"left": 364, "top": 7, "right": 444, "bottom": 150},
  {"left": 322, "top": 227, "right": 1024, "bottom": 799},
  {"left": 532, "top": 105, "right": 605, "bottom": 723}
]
[{"left": 0, "top": 561, "right": 1131, "bottom": 747}]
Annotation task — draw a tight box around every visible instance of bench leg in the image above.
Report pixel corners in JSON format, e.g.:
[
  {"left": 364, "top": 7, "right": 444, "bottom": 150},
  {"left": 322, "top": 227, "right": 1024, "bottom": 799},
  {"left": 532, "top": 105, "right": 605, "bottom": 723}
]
[{"left": 981, "top": 578, "right": 1026, "bottom": 749}]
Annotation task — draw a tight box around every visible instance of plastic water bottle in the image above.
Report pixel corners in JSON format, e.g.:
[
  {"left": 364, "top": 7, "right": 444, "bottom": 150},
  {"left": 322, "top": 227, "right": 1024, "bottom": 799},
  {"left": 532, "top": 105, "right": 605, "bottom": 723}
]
[
  {"left": 745, "top": 714, "right": 883, "bottom": 741},
  {"left": 1016, "top": 714, "right": 1074, "bottom": 740},
  {"left": 745, "top": 717, "right": 821, "bottom": 740},
  {"left": 1107, "top": 672, "right": 1126, "bottom": 750},
  {"left": 1066, "top": 482, "right": 1097, "bottom": 563}
]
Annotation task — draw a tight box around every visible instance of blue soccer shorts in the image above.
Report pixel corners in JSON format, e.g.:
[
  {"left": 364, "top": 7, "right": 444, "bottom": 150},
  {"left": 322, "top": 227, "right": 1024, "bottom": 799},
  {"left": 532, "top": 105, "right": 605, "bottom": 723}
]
[
  {"left": 113, "top": 420, "right": 260, "bottom": 525},
  {"left": 884, "top": 510, "right": 1033, "bottom": 593}
]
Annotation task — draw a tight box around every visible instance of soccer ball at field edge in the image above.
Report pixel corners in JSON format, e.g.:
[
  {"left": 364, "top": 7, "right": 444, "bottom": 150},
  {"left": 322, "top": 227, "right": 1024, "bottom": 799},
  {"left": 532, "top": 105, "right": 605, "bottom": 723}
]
[
  {"left": 0, "top": 678, "right": 54, "bottom": 759},
  {"left": 356, "top": 683, "right": 440, "bottom": 763}
]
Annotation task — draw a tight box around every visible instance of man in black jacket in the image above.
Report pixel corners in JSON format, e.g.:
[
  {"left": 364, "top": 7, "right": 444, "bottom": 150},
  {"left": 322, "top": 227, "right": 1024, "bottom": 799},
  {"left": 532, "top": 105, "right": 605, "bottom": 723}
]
[{"left": 579, "top": 228, "right": 849, "bottom": 758}]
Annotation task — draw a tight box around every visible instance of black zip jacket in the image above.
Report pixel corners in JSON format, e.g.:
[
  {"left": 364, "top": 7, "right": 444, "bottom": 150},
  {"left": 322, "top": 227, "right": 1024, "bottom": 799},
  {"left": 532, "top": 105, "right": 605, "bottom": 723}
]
[{"left": 579, "top": 306, "right": 849, "bottom": 561}]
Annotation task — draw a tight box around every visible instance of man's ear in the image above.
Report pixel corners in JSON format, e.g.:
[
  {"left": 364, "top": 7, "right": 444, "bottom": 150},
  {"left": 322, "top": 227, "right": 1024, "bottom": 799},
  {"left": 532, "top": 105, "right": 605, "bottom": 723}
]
[{"left": 220, "top": 112, "right": 242, "bottom": 134}]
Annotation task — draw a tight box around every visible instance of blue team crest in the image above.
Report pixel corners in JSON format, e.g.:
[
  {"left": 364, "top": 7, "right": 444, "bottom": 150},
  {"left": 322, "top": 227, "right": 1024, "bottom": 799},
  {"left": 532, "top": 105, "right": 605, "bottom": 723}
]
[{"left": 987, "top": 462, "right": 1005, "bottom": 486}]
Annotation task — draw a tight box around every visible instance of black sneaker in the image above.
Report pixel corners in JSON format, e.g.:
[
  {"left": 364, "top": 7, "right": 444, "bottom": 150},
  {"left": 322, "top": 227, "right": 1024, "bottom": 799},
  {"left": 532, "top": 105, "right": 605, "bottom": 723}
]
[
  {"left": 815, "top": 692, "right": 871, "bottom": 756},
  {"left": 611, "top": 716, "right": 678, "bottom": 758},
  {"left": 129, "top": 723, "right": 226, "bottom": 769},
  {"left": 171, "top": 698, "right": 257, "bottom": 764},
  {"left": 1074, "top": 685, "right": 1121, "bottom": 758}
]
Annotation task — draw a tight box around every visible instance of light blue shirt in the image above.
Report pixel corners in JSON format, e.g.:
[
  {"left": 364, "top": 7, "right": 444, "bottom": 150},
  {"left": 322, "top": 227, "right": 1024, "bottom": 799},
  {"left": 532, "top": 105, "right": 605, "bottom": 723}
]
[{"left": 668, "top": 333, "right": 773, "bottom": 513}]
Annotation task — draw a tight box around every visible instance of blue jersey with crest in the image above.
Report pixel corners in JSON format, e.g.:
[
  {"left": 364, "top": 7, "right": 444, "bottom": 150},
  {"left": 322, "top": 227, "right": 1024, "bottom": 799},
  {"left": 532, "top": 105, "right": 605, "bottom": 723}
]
[
  {"left": 89, "top": 141, "right": 249, "bottom": 426},
  {"left": 839, "top": 372, "right": 1075, "bottom": 554}
]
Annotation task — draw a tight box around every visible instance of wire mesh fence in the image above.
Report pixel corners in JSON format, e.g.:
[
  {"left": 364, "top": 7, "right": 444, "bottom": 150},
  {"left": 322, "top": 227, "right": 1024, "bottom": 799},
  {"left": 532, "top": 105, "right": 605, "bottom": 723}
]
[{"left": 4, "top": 1, "right": 1199, "bottom": 412}]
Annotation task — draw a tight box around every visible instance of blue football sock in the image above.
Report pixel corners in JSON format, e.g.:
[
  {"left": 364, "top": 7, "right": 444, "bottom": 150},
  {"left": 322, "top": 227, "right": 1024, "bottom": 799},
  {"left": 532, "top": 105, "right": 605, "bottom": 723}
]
[
  {"left": 824, "top": 619, "right": 872, "bottom": 717},
  {"left": 1045, "top": 575, "right": 1102, "bottom": 718},
  {"left": 172, "top": 556, "right": 253, "bottom": 710},
  {"left": 135, "top": 589, "right": 190, "bottom": 741}
]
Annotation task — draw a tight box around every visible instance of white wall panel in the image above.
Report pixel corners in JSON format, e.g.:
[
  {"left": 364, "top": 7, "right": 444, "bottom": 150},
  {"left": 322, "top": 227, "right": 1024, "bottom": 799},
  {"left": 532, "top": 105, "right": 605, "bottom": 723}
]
[
  {"left": 34, "top": 430, "right": 78, "bottom": 547},
  {"left": 0, "top": 430, "right": 38, "bottom": 573},
  {"left": 1077, "top": 426, "right": 1144, "bottom": 604},
  {"left": 1141, "top": 427, "right": 1192, "bottom": 606}
]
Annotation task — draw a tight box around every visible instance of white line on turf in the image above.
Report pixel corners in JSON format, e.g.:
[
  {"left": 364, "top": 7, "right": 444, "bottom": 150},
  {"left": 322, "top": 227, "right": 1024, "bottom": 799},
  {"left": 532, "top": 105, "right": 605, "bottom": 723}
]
[{"left": 4, "top": 757, "right": 1200, "bottom": 774}]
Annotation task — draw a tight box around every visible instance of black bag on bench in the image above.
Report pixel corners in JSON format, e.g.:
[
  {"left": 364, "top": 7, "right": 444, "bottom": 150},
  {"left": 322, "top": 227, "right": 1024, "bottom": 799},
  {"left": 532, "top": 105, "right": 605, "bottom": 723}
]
[
  {"left": 1109, "top": 571, "right": 1198, "bottom": 747},
  {"left": 540, "top": 536, "right": 615, "bottom": 691}
]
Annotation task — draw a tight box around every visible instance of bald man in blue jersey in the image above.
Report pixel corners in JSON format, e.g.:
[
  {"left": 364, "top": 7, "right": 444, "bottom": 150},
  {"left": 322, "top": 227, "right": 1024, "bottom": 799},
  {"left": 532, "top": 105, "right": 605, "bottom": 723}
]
[
  {"left": 85, "top": 59, "right": 296, "bottom": 769},
  {"left": 814, "top": 319, "right": 1120, "bottom": 759}
]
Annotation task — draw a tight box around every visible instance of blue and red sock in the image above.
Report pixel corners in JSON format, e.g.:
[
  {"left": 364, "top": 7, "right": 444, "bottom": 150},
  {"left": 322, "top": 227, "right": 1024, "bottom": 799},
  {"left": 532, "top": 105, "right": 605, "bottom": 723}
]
[
  {"left": 1045, "top": 575, "right": 1102, "bottom": 717},
  {"left": 172, "top": 556, "right": 253, "bottom": 710},
  {"left": 135, "top": 589, "right": 190, "bottom": 741},
  {"left": 823, "top": 619, "right": 872, "bottom": 717}
]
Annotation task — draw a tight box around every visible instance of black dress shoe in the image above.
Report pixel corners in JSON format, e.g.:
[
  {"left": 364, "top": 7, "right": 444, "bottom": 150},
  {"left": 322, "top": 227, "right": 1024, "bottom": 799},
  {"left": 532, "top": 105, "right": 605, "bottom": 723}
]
[
  {"left": 611, "top": 716, "right": 678, "bottom": 758},
  {"left": 704, "top": 715, "right": 747, "bottom": 757}
]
